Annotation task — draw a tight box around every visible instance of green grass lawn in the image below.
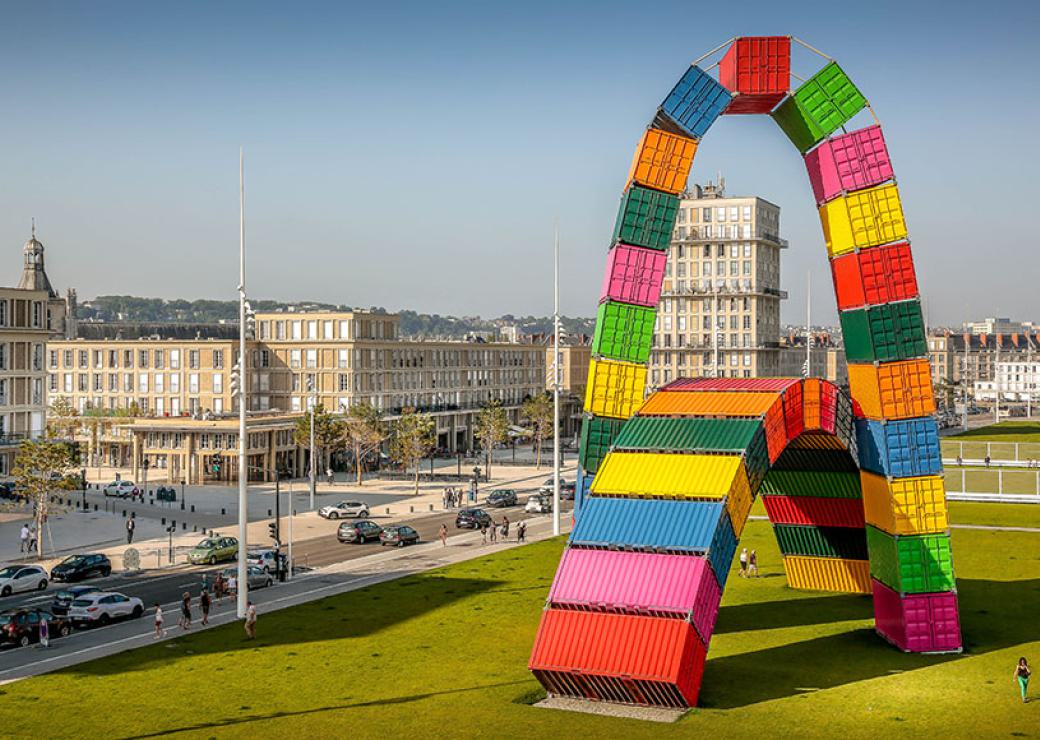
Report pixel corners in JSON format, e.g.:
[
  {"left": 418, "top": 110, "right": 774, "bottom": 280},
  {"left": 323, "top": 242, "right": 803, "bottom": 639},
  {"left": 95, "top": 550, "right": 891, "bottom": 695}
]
[
  {"left": 944, "top": 422, "right": 1040, "bottom": 462},
  {"left": 0, "top": 511, "right": 1038, "bottom": 738},
  {"left": 948, "top": 500, "right": 1040, "bottom": 529},
  {"left": 948, "top": 421, "right": 1040, "bottom": 442}
]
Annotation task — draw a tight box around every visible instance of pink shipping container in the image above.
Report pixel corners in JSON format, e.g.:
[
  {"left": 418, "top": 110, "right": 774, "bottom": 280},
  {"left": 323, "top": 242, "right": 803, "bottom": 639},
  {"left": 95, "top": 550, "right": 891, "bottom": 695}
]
[
  {"left": 872, "top": 579, "right": 962, "bottom": 653},
  {"left": 805, "top": 125, "right": 895, "bottom": 206},
  {"left": 547, "top": 548, "right": 722, "bottom": 646},
  {"left": 661, "top": 377, "right": 801, "bottom": 393},
  {"left": 600, "top": 243, "right": 667, "bottom": 307}
]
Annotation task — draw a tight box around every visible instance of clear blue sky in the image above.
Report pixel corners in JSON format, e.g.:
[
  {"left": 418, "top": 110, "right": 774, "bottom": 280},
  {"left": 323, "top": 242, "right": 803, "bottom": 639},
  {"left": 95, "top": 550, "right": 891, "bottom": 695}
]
[{"left": 1, "top": 0, "right": 1035, "bottom": 326}]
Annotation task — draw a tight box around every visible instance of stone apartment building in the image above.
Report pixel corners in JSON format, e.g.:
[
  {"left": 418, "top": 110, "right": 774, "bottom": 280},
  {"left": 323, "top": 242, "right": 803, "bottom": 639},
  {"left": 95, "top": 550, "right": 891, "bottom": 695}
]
[{"left": 928, "top": 330, "right": 1038, "bottom": 405}]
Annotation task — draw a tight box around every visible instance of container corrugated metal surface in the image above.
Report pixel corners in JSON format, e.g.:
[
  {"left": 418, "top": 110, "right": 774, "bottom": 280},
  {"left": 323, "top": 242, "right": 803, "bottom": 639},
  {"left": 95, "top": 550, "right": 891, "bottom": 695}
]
[
  {"left": 591, "top": 301, "right": 656, "bottom": 364},
  {"left": 627, "top": 128, "right": 698, "bottom": 195},
  {"left": 840, "top": 301, "right": 927, "bottom": 363},
  {"left": 612, "top": 416, "right": 760, "bottom": 454},
  {"left": 848, "top": 359, "right": 935, "bottom": 421},
  {"left": 584, "top": 358, "right": 647, "bottom": 420},
  {"left": 831, "top": 242, "right": 918, "bottom": 310},
  {"left": 772, "top": 447, "right": 859, "bottom": 473},
  {"left": 773, "top": 524, "right": 869, "bottom": 560},
  {"left": 762, "top": 494, "right": 866, "bottom": 529},
  {"left": 707, "top": 511, "right": 737, "bottom": 590},
  {"left": 612, "top": 185, "right": 679, "bottom": 251},
  {"left": 856, "top": 418, "right": 942, "bottom": 478},
  {"left": 719, "top": 36, "right": 790, "bottom": 114},
  {"left": 760, "top": 469, "right": 862, "bottom": 498},
  {"left": 805, "top": 124, "right": 894, "bottom": 205},
  {"left": 600, "top": 244, "right": 667, "bottom": 308},
  {"left": 578, "top": 415, "right": 626, "bottom": 476},
  {"left": 662, "top": 377, "right": 801, "bottom": 393},
  {"left": 782, "top": 382, "right": 804, "bottom": 440},
  {"left": 782, "top": 555, "right": 871, "bottom": 594},
  {"left": 570, "top": 497, "right": 724, "bottom": 553},
  {"left": 835, "top": 391, "right": 857, "bottom": 454},
  {"left": 744, "top": 424, "right": 771, "bottom": 492},
  {"left": 860, "top": 472, "right": 948, "bottom": 535},
  {"left": 820, "top": 381, "right": 838, "bottom": 434},
  {"left": 866, "top": 526, "right": 956, "bottom": 594},
  {"left": 771, "top": 62, "right": 866, "bottom": 153},
  {"left": 726, "top": 471, "right": 754, "bottom": 538},
  {"left": 819, "top": 183, "right": 908, "bottom": 257},
  {"left": 872, "top": 579, "right": 962, "bottom": 653},
  {"left": 591, "top": 451, "right": 745, "bottom": 500},
  {"left": 788, "top": 431, "right": 847, "bottom": 451},
  {"left": 802, "top": 378, "right": 822, "bottom": 430},
  {"left": 575, "top": 467, "right": 592, "bottom": 516},
  {"left": 763, "top": 395, "right": 789, "bottom": 462},
  {"left": 638, "top": 390, "right": 777, "bottom": 417},
  {"left": 657, "top": 65, "right": 732, "bottom": 140}
]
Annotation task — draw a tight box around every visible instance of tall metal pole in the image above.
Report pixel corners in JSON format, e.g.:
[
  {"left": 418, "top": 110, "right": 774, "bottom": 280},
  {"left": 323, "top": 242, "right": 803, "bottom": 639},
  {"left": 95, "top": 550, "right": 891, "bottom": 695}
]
[
  {"left": 962, "top": 334, "right": 969, "bottom": 431},
  {"left": 309, "top": 395, "right": 316, "bottom": 511},
  {"left": 236, "top": 149, "right": 249, "bottom": 619},
  {"left": 804, "top": 271, "right": 811, "bottom": 377},
  {"left": 1027, "top": 337, "right": 1033, "bottom": 420},
  {"left": 287, "top": 478, "right": 294, "bottom": 580},
  {"left": 552, "top": 226, "right": 561, "bottom": 537},
  {"left": 994, "top": 335, "right": 1001, "bottom": 424}
]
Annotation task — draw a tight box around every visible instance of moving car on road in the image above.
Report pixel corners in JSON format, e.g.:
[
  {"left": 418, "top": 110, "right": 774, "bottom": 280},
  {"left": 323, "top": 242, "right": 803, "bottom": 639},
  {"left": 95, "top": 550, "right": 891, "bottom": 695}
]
[
  {"left": 380, "top": 525, "right": 420, "bottom": 547},
  {"left": 485, "top": 489, "right": 518, "bottom": 508},
  {"left": 525, "top": 494, "right": 551, "bottom": 514},
  {"left": 455, "top": 508, "right": 493, "bottom": 529},
  {"left": 222, "top": 565, "right": 273, "bottom": 590},
  {"left": 318, "top": 501, "right": 370, "bottom": 519},
  {"left": 103, "top": 480, "right": 139, "bottom": 498},
  {"left": 187, "top": 536, "right": 239, "bottom": 565},
  {"left": 246, "top": 549, "right": 281, "bottom": 574},
  {"left": 68, "top": 591, "right": 144, "bottom": 626},
  {"left": 0, "top": 609, "right": 71, "bottom": 648},
  {"left": 50, "top": 553, "right": 112, "bottom": 582},
  {"left": 337, "top": 520, "right": 383, "bottom": 544},
  {"left": 51, "top": 585, "right": 102, "bottom": 616},
  {"left": 0, "top": 565, "right": 48, "bottom": 597}
]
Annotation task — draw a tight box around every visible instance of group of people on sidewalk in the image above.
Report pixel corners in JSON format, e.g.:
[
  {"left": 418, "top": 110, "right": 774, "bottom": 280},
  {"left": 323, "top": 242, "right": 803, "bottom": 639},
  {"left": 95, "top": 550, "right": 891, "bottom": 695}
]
[
  {"left": 152, "top": 575, "right": 257, "bottom": 641},
  {"left": 442, "top": 487, "right": 475, "bottom": 508},
  {"left": 438, "top": 517, "right": 527, "bottom": 546},
  {"left": 738, "top": 547, "right": 758, "bottom": 578},
  {"left": 18, "top": 522, "right": 38, "bottom": 555}
]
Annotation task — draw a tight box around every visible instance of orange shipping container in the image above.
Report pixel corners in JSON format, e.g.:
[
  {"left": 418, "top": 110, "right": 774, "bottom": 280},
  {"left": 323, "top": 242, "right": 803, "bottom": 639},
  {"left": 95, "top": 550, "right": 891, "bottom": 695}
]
[
  {"left": 847, "top": 359, "right": 935, "bottom": 420},
  {"left": 638, "top": 390, "right": 778, "bottom": 418},
  {"left": 782, "top": 555, "right": 871, "bottom": 594},
  {"left": 763, "top": 395, "right": 789, "bottom": 462},
  {"left": 627, "top": 129, "right": 698, "bottom": 195},
  {"left": 802, "top": 377, "right": 822, "bottom": 431}
]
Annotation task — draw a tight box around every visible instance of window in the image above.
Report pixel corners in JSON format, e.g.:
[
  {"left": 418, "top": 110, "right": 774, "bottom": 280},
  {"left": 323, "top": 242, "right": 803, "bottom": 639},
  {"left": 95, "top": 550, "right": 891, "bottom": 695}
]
[
  {"left": 189, "top": 350, "right": 200, "bottom": 369},
  {"left": 213, "top": 350, "right": 224, "bottom": 369},
  {"left": 290, "top": 350, "right": 301, "bottom": 369},
  {"left": 108, "top": 350, "right": 118, "bottom": 368},
  {"left": 306, "top": 349, "right": 317, "bottom": 369},
  {"left": 275, "top": 321, "right": 285, "bottom": 340},
  {"left": 139, "top": 350, "right": 149, "bottom": 369},
  {"left": 63, "top": 350, "right": 73, "bottom": 368},
  {"left": 78, "top": 374, "right": 88, "bottom": 392},
  {"left": 292, "top": 321, "right": 302, "bottom": 340},
  {"left": 0, "top": 301, "right": 6, "bottom": 326},
  {"left": 339, "top": 320, "right": 350, "bottom": 339},
  {"left": 702, "top": 208, "right": 711, "bottom": 222},
  {"left": 189, "top": 374, "right": 199, "bottom": 393},
  {"left": 742, "top": 206, "right": 751, "bottom": 221},
  {"left": 155, "top": 350, "right": 165, "bottom": 369},
  {"left": 154, "top": 374, "right": 164, "bottom": 393},
  {"left": 123, "top": 350, "right": 133, "bottom": 368},
  {"left": 32, "top": 302, "right": 42, "bottom": 327},
  {"left": 78, "top": 351, "right": 88, "bottom": 369},
  {"left": 338, "top": 349, "right": 348, "bottom": 368},
  {"left": 124, "top": 373, "right": 134, "bottom": 392},
  {"left": 64, "top": 374, "right": 73, "bottom": 393},
  {"left": 139, "top": 374, "right": 148, "bottom": 393},
  {"left": 716, "top": 207, "right": 726, "bottom": 222},
  {"left": 214, "top": 398, "right": 223, "bottom": 414},
  {"left": 0, "top": 345, "right": 7, "bottom": 371},
  {"left": 213, "top": 373, "right": 223, "bottom": 393},
  {"left": 338, "top": 374, "right": 350, "bottom": 391},
  {"left": 170, "top": 374, "right": 180, "bottom": 393},
  {"left": 170, "top": 350, "right": 180, "bottom": 370},
  {"left": 729, "top": 206, "right": 738, "bottom": 221},
  {"left": 323, "top": 320, "right": 334, "bottom": 339}
]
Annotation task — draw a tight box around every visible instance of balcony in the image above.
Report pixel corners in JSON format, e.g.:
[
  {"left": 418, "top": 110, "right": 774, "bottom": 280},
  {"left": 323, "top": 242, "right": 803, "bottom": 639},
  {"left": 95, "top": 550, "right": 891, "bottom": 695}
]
[{"left": 660, "top": 280, "right": 788, "bottom": 299}]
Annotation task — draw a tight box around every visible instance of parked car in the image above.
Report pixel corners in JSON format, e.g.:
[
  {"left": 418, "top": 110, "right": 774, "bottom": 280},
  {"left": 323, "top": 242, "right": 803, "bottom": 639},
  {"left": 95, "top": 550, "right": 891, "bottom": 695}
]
[
  {"left": 50, "top": 553, "right": 112, "bottom": 583},
  {"left": 337, "top": 520, "right": 383, "bottom": 544},
  {"left": 318, "top": 500, "right": 370, "bottom": 520},
  {"left": 221, "top": 565, "right": 273, "bottom": 590},
  {"left": 187, "top": 536, "right": 239, "bottom": 565},
  {"left": 561, "top": 482, "right": 576, "bottom": 500},
  {"left": 51, "top": 585, "right": 102, "bottom": 616},
  {"left": 0, "top": 482, "right": 16, "bottom": 500},
  {"left": 525, "top": 494, "right": 551, "bottom": 514},
  {"left": 103, "top": 480, "right": 139, "bottom": 498},
  {"left": 485, "top": 489, "right": 518, "bottom": 508},
  {"left": 380, "top": 525, "right": 420, "bottom": 547},
  {"left": 455, "top": 508, "right": 493, "bottom": 529},
  {"left": 540, "top": 477, "right": 571, "bottom": 497},
  {"left": 246, "top": 549, "right": 281, "bottom": 573},
  {"left": 0, "top": 609, "right": 72, "bottom": 648},
  {"left": 0, "top": 565, "right": 48, "bottom": 597},
  {"left": 67, "top": 591, "right": 144, "bottom": 626}
]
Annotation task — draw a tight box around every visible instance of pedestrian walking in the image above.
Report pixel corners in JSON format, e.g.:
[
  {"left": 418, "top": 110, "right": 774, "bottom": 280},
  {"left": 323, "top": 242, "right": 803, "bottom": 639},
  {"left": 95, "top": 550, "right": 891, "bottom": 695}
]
[
  {"left": 1015, "top": 657, "right": 1031, "bottom": 703},
  {"left": 517, "top": 520, "right": 526, "bottom": 543},
  {"left": 27, "top": 524, "right": 37, "bottom": 554},
  {"left": 38, "top": 614, "right": 49, "bottom": 648},
  {"left": 179, "top": 592, "right": 192, "bottom": 630},
  {"left": 213, "top": 573, "right": 224, "bottom": 602},
  {"left": 985, "top": 454, "right": 991, "bottom": 467},
  {"left": 228, "top": 574, "right": 238, "bottom": 598},
  {"left": 489, "top": 519, "right": 497, "bottom": 544},
  {"left": 501, "top": 516, "right": 509, "bottom": 539},
  {"left": 327, "top": 468, "right": 334, "bottom": 486},
  {"left": 439, "top": 523, "right": 448, "bottom": 546},
  {"left": 154, "top": 603, "right": 166, "bottom": 639},
  {"left": 200, "top": 589, "right": 211, "bottom": 626},
  {"left": 480, "top": 522, "right": 488, "bottom": 545},
  {"left": 201, "top": 572, "right": 210, "bottom": 594},
  {"left": 739, "top": 548, "right": 749, "bottom": 578},
  {"left": 126, "top": 516, "right": 136, "bottom": 544},
  {"left": 19, "top": 523, "right": 29, "bottom": 553},
  {"left": 749, "top": 549, "right": 758, "bottom": 578},
  {"left": 244, "top": 601, "right": 257, "bottom": 639}
]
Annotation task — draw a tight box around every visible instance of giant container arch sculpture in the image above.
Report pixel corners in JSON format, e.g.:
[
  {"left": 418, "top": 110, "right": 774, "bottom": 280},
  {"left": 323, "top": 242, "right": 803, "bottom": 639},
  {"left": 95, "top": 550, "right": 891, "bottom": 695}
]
[{"left": 528, "top": 36, "right": 961, "bottom": 709}]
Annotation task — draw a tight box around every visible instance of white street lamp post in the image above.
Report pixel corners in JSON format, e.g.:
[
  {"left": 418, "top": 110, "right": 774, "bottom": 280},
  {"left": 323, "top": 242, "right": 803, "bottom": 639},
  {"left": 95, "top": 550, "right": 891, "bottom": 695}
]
[{"left": 236, "top": 149, "right": 249, "bottom": 619}]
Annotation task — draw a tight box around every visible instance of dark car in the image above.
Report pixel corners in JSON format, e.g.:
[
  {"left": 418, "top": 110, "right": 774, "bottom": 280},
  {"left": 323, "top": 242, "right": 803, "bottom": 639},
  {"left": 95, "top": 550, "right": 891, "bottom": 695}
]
[
  {"left": 0, "top": 482, "right": 16, "bottom": 500},
  {"left": 486, "top": 489, "right": 518, "bottom": 508},
  {"left": 337, "top": 520, "right": 383, "bottom": 544},
  {"left": 560, "top": 482, "right": 576, "bottom": 501},
  {"left": 50, "top": 554, "right": 112, "bottom": 583},
  {"left": 380, "top": 525, "right": 420, "bottom": 547},
  {"left": 0, "top": 609, "right": 72, "bottom": 648},
  {"left": 51, "top": 585, "right": 103, "bottom": 616},
  {"left": 455, "top": 508, "right": 493, "bottom": 529}
]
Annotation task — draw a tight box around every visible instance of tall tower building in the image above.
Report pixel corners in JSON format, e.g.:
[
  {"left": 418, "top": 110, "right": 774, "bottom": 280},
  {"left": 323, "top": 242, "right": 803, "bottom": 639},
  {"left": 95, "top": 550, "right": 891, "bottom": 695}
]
[{"left": 649, "top": 180, "right": 787, "bottom": 388}]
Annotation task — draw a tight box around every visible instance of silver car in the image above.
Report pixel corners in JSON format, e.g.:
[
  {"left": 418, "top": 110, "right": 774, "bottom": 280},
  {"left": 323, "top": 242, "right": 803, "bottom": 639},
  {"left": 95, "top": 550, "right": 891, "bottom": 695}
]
[
  {"left": 0, "top": 565, "right": 48, "bottom": 597},
  {"left": 222, "top": 565, "right": 273, "bottom": 590},
  {"left": 318, "top": 500, "right": 370, "bottom": 519},
  {"left": 68, "top": 591, "right": 144, "bottom": 626}
]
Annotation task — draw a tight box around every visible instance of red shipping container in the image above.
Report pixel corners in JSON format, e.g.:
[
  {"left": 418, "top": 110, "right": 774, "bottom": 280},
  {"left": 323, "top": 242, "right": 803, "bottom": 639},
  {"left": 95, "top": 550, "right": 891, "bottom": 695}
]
[
  {"left": 720, "top": 36, "right": 790, "bottom": 114},
  {"left": 782, "top": 383, "right": 804, "bottom": 440},
  {"left": 600, "top": 243, "right": 667, "bottom": 308},
  {"left": 831, "top": 242, "right": 919, "bottom": 310},
  {"left": 529, "top": 608, "right": 707, "bottom": 707},
  {"left": 820, "top": 381, "right": 838, "bottom": 434},
  {"left": 662, "top": 377, "right": 800, "bottom": 393},
  {"left": 762, "top": 494, "right": 866, "bottom": 529},
  {"left": 871, "top": 579, "right": 962, "bottom": 653},
  {"left": 763, "top": 395, "right": 789, "bottom": 463},
  {"left": 805, "top": 125, "right": 894, "bottom": 205}
]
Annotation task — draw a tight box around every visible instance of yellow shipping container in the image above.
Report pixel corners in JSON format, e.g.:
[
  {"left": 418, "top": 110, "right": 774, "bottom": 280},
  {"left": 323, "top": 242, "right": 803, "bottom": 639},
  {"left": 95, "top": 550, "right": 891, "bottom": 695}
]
[
  {"left": 782, "top": 555, "right": 871, "bottom": 594},
  {"left": 583, "top": 358, "right": 647, "bottom": 420},
  {"left": 725, "top": 469, "right": 754, "bottom": 538},
  {"left": 818, "top": 182, "right": 907, "bottom": 257},
  {"left": 591, "top": 451, "right": 746, "bottom": 500},
  {"left": 860, "top": 472, "right": 948, "bottom": 535}
]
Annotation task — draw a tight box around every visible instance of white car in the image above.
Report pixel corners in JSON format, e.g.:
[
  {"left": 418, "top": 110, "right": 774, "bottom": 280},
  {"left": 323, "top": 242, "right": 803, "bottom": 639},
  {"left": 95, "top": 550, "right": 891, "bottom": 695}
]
[
  {"left": 318, "top": 500, "right": 369, "bottom": 519},
  {"left": 67, "top": 591, "right": 144, "bottom": 626},
  {"left": 525, "top": 494, "right": 551, "bottom": 514},
  {"left": 103, "top": 480, "right": 139, "bottom": 498},
  {"left": 0, "top": 565, "right": 48, "bottom": 596},
  {"left": 246, "top": 549, "right": 281, "bottom": 573}
]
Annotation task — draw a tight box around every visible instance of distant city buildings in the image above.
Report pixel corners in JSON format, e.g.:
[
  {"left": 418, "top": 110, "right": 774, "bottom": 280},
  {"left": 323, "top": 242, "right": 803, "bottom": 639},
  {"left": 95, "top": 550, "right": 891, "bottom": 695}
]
[
  {"left": 974, "top": 360, "right": 1039, "bottom": 403},
  {"left": 777, "top": 330, "right": 848, "bottom": 386},
  {"left": 927, "top": 330, "right": 1038, "bottom": 408},
  {"left": 962, "top": 317, "right": 1037, "bottom": 335}
]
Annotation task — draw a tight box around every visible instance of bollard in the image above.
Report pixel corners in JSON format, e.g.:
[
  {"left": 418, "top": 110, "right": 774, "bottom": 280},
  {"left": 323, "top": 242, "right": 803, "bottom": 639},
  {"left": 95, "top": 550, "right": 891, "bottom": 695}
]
[
  {"left": 149, "top": 497, "right": 154, "bottom": 505},
  {"left": 221, "top": 508, "right": 226, "bottom": 516},
  {"left": 190, "top": 505, "right": 195, "bottom": 512},
  {"left": 193, "top": 524, "right": 197, "bottom": 532},
  {"left": 122, "top": 510, "right": 126, "bottom": 518},
  {"left": 429, "top": 503, "right": 434, "bottom": 511},
  {"left": 386, "top": 507, "right": 391, "bottom": 515},
  {"left": 182, "top": 522, "right": 187, "bottom": 530},
  {"left": 410, "top": 505, "right": 414, "bottom": 513},
  {"left": 93, "top": 503, "right": 98, "bottom": 511},
  {"left": 180, "top": 502, "right": 185, "bottom": 510},
  {"left": 268, "top": 509, "right": 272, "bottom": 517},
  {"left": 161, "top": 517, "right": 166, "bottom": 526}
]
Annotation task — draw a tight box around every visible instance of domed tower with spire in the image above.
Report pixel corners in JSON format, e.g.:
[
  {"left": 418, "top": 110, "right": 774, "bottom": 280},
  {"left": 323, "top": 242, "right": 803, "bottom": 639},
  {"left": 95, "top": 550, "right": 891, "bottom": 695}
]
[{"left": 17, "top": 220, "right": 57, "bottom": 298}]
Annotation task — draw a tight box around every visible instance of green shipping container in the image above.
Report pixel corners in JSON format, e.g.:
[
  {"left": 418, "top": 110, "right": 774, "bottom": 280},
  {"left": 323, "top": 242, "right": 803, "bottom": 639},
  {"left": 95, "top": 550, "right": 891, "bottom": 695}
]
[
  {"left": 772, "top": 447, "right": 860, "bottom": 474},
  {"left": 612, "top": 185, "right": 679, "bottom": 251},
  {"left": 591, "top": 301, "right": 655, "bottom": 364},
  {"left": 759, "top": 469, "right": 862, "bottom": 499},
  {"left": 773, "top": 524, "right": 869, "bottom": 560},
  {"left": 772, "top": 62, "right": 866, "bottom": 153},
  {"left": 840, "top": 301, "right": 927, "bottom": 363},
  {"left": 578, "top": 415, "right": 625, "bottom": 475},
  {"left": 866, "top": 526, "right": 956, "bottom": 594}
]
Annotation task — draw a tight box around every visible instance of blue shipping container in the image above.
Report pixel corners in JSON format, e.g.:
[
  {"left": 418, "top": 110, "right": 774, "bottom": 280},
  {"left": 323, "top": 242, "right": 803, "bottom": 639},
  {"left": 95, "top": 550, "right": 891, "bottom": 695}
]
[
  {"left": 574, "top": 467, "right": 592, "bottom": 518},
  {"left": 659, "top": 66, "right": 731, "bottom": 139},
  {"left": 856, "top": 417, "right": 942, "bottom": 478},
  {"left": 707, "top": 509, "right": 737, "bottom": 590},
  {"left": 570, "top": 497, "right": 726, "bottom": 554}
]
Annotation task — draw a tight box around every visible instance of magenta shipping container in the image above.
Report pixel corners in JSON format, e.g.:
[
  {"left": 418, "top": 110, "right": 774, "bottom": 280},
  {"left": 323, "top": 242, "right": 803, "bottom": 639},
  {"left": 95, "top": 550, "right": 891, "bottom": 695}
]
[
  {"left": 871, "top": 579, "right": 962, "bottom": 653},
  {"left": 548, "top": 547, "right": 722, "bottom": 645},
  {"left": 600, "top": 243, "right": 667, "bottom": 307},
  {"left": 804, "top": 125, "right": 894, "bottom": 206}
]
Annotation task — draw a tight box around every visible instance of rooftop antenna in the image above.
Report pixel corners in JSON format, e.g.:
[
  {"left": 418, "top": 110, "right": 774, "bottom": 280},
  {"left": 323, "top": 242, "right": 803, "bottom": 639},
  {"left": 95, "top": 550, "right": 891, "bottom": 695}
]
[{"left": 31, "top": 218, "right": 36, "bottom": 239}]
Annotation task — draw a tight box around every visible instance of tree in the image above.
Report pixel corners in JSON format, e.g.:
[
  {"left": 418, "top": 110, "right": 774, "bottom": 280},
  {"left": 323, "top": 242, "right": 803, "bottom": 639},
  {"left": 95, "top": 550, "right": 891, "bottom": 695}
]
[
  {"left": 474, "top": 399, "right": 509, "bottom": 480},
  {"left": 47, "top": 397, "right": 79, "bottom": 440},
  {"left": 293, "top": 404, "right": 345, "bottom": 476},
  {"left": 341, "top": 403, "right": 388, "bottom": 486},
  {"left": 81, "top": 406, "right": 114, "bottom": 472},
  {"left": 390, "top": 408, "right": 435, "bottom": 496},
  {"left": 521, "top": 393, "right": 553, "bottom": 469},
  {"left": 10, "top": 437, "right": 75, "bottom": 558}
]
